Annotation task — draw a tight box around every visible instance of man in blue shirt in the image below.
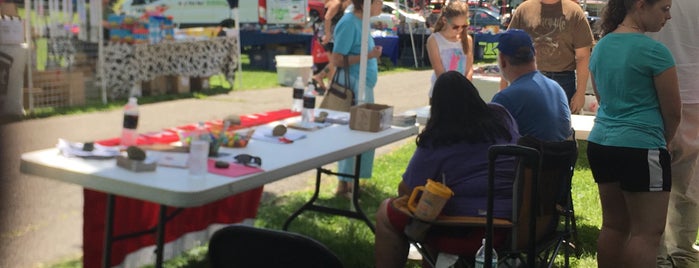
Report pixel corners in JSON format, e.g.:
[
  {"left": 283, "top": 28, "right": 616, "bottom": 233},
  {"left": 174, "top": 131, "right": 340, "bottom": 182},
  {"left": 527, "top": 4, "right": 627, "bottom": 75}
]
[{"left": 491, "top": 29, "right": 572, "bottom": 142}]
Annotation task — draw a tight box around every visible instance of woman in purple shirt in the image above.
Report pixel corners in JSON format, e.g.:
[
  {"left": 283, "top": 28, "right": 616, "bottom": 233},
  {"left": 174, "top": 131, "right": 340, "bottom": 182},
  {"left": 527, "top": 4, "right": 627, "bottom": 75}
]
[{"left": 374, "top": 71, "right": 521, "bottom": 267}]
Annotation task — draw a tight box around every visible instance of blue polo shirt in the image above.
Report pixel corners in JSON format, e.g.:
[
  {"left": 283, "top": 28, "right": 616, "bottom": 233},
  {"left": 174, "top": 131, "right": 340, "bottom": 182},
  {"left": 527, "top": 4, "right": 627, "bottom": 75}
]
[{"left": 492, "top": 71, "right": 572, "bottom": 142}]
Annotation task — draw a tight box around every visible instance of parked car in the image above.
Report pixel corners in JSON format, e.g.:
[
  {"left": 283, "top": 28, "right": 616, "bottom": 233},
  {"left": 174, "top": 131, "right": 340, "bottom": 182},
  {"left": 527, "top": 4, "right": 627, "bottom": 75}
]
[
  {"left": 469, "top": 7, "right": 502, "bottom": 29},
  {"left": 465, "top": 0, "right": 501, "bottom": 14}
]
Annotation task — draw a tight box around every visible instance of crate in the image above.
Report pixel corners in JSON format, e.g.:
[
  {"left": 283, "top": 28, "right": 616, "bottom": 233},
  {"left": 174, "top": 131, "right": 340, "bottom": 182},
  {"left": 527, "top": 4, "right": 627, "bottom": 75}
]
[{"left": 23, "top": 70, "right": 85, "bottom": 108}]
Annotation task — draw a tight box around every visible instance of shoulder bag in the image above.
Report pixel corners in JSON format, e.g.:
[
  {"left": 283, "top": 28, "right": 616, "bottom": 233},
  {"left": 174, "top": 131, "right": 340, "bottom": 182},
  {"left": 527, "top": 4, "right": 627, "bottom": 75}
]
[{"left": 320, "top": 56, "right": 354, "bottom": 112}]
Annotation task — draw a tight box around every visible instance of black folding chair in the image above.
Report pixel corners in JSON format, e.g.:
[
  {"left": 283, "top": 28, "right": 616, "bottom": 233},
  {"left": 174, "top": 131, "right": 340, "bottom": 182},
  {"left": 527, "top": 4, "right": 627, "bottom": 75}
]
[{"left": 208, "top": 224, "right": 344, "bottom": 268}]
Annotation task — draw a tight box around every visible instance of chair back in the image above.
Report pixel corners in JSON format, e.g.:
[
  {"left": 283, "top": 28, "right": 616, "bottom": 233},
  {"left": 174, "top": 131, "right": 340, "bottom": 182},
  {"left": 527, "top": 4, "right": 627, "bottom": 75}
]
[
  {"left": 511, "top": 136, "right": 578, "bottom": 251},
  {"left": 208, "top": 224, "right": 344, "bottom": 268}
]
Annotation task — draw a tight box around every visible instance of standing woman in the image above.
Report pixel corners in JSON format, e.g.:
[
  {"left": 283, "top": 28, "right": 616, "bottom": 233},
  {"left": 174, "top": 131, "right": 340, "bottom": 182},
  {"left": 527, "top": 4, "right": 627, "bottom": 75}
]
[
  {"left": 426, "top": 1, "right": 474, "bottom": 98},
  {"left": 332, "top": 0, "right": 384, "bottom": 196},
  {"left": 313, "top": 0, "right": 351, "bottom": 90},
  {"left": 588, "top": 0, "right": 680, "bottom": 267}
]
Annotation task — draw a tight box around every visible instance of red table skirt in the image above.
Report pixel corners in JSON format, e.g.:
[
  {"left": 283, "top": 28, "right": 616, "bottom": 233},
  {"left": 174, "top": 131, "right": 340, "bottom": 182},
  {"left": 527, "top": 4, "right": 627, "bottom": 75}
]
[
  {"left": 83, "top": 187, "right": 263, "bottom": 267},
  {"left": 83, "top": 109, "right": 298, "bottom": 267}
]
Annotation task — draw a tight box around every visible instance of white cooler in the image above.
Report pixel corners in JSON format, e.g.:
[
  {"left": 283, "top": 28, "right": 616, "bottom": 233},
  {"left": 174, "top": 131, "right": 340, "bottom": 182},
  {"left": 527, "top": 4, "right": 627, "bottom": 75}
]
[{"left": 275, "top": 55, "right": 313, "bottom": 86}]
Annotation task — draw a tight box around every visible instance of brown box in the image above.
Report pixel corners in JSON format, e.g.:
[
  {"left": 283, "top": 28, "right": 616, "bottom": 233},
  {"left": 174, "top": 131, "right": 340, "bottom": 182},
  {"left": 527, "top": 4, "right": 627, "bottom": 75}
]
[
  {"left": 0, "top": 3, "right": 18, "bottom": 16},
  {"left": 67, "top": 72, "right": 85, "bottom": 106},
  {"left": 141, "top": 76, "right": 168, "bottom": 96},
  {"left": 23, "top": 70, "right": 86, "bottom": 108},
  {"left": 190, "top": 76, "right": 210, "bottom": 91},
  {"left": 349, "top": 103, "right": 394, "bottom": 132},
  {"left": 169, "top": 75, "right": 190, "bottom": 94}
]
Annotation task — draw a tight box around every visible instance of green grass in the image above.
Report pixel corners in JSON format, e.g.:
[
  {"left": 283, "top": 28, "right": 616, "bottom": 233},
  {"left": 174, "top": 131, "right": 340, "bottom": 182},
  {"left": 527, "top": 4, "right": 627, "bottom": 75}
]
[{"left": 46, "top": 140, "right": 603, "bottom": 268}]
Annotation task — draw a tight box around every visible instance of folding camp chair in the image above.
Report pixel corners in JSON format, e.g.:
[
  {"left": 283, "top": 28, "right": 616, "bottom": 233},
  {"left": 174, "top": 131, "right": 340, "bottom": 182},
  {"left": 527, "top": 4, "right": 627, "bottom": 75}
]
[
  {"left": 207, "top": 224, "right": 344, "bottom": 268},
  {"left": 397, "top": 136, "right": 579, "bottom": 268}
]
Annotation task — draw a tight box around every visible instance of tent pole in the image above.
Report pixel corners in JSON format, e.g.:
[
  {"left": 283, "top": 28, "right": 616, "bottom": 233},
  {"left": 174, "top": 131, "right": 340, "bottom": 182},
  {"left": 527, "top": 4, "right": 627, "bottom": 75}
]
[{"left": 358, "top": 0, "right": 371, "bottom": 104}]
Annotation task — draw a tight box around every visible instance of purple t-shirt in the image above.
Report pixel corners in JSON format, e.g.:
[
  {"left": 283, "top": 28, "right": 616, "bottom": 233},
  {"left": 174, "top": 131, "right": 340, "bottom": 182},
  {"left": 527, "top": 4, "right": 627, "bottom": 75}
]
[{"left": 402, "top": 104, "right": 520, "bottom": 219}]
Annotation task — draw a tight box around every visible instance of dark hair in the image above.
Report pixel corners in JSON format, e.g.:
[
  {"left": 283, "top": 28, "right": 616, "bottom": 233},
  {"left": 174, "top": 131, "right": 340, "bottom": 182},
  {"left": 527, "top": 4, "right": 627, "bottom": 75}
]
[
  {"left": 599, "top": 0, "right": 661, "bottom": 36},
  {"left": 417, "top": 71, "right": 514, "bottom": 148},
  {"left": 432, "top": 1, "right": 471, "bottom": 54},
  {"left": 351, "top": 0, "right": 375, "bottom": 11}
]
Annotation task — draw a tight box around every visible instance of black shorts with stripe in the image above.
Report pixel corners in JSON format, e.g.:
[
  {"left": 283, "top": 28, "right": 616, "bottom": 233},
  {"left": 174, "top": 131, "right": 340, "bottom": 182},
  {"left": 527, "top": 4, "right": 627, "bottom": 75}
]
[{"left": 587, "top": 142, "right": 671, "bottom": 192}]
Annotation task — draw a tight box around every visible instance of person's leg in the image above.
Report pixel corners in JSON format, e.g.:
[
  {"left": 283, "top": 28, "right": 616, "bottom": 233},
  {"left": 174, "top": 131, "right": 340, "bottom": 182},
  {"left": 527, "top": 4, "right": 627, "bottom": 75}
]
[
  {"left": 597, "top": 182, "right": 630, "bottom": 268},
  {"left": 375, "top": 199, "right": 410, "bottom": 268},
  {"left": 336, "top": 150, "right": 375, "bottom": 195},
  {"left": 623, "top": 191, "right": 670, "bottom": 268},
  {"left": 664, "top": 103, "right": 699, "bottom": 268}
]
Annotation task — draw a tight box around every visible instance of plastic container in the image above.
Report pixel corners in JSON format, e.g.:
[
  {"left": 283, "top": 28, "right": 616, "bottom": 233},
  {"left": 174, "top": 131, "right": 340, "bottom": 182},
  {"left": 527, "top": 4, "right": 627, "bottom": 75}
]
[
  {"left": 121, "top": 97, "right": 139, "bottom": 146},
  {"left": 291, "top": 76, "right": 305, "bottom": 112},
  {"left": 275, "top": 55, "right": 313, "bottom": 86},
  {"left": 475, "top": 238, "right": 498, "bottom": 268},
  {"left": 301, "top": 81, "right": 316, "bottom": 127}
]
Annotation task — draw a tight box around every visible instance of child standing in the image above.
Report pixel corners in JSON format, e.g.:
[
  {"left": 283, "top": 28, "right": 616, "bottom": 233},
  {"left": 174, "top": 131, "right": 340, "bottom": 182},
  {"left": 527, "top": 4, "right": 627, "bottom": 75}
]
[{"left": 426, "top": 1, "right": 474, "bottom": 98}]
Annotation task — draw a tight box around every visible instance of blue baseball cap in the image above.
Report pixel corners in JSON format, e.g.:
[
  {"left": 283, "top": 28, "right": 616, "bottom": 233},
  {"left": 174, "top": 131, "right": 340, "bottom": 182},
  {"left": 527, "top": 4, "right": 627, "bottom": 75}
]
[{"left": 496, "top": 29, "right": 535, "bottom": 59}]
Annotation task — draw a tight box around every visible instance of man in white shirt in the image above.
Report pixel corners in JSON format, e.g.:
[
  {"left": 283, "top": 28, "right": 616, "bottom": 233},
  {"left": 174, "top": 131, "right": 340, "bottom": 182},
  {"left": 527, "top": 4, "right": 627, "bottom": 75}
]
[{"left": 649, "top": 1, "right": 699, "bottom": 267}]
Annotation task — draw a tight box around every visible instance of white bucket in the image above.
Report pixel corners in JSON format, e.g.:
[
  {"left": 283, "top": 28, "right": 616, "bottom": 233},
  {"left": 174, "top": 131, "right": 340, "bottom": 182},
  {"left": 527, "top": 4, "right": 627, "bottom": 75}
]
[{"left": 275, "top": 55, "right": 313, "bottom": 86}]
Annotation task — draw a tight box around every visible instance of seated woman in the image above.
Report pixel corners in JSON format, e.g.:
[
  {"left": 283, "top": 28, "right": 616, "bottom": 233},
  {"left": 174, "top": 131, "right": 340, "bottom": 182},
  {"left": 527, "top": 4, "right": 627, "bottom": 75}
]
[{"left": 374, "top": 71, "right": 521, "bottom": 268}]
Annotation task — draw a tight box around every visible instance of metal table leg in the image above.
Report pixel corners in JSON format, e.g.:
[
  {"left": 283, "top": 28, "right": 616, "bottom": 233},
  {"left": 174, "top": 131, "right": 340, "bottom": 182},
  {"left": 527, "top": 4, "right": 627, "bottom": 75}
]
[
  {"left": 283, "top": 155, "right": 375, "bottom": 232},
  {"left": 102, "top": 194, "right": 115, "bottom": 268}
]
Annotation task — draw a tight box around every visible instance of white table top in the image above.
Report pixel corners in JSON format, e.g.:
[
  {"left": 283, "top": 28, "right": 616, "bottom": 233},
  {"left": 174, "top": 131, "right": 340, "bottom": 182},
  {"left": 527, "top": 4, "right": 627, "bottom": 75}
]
[
  {"left": 411, "top": 106, "right": 594, "bottom": 140},
  {"left": 20, "top": 115, "right": 418, "bottom": 208}
]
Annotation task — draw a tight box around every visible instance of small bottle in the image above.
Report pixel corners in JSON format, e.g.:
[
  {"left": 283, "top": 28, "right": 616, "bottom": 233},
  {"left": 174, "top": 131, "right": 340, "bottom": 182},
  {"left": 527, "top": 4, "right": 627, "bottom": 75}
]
[
  {"left": 121, "top": 97, "right": 139, "bottom": 146},
  {"left": 291, "top": 76, "right": 305, "bottom": 112},
  {"left": 301, "top": 80, "right": 316, "bottom": 127},
  {"left": 475, "top": 238, "right": 498, "bottom": 268}
]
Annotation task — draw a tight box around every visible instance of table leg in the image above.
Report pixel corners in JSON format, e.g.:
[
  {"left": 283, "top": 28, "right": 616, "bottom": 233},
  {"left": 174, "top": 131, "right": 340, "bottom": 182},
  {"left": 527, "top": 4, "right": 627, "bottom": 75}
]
[
  {"left": 282, "top": 155, "right": 375, "bottom": 232},
  {"left": 155, "top": 205, "right": 167, "bottom": 268},
  {"left": 102, "top": 194, "right": 115, "bottom": 268}
]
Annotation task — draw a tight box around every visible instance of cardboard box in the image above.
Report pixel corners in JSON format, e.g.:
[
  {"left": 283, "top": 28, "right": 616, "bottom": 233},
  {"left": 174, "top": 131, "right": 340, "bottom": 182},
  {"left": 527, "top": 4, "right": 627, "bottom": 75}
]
[
  {"left": 0, "top": 3, "right": 18, "bottom": 17},
  {"left": 23, "top": 70, "right": 86, "bottom": 108},
  {"left": 141, "top": 76, "right": 168, "bottom": 96},
  {"left": 349, "top": 103, "right": 394, "bottom": 132},
  {"left": 170, "top": 76, "right": 190, "bottom": 94},
  {"left": 67, "top": 72, "right": 85, "bottom": 106}
]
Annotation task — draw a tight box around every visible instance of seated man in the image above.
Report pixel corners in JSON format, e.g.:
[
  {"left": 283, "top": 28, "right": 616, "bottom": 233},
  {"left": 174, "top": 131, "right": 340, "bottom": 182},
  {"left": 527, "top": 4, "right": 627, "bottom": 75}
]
[
  {"left": 374, "top": 71, "right": 521, "bottom": 268},
  {"left": 491, "top": 29, "right": 572, "bottom": 142}
]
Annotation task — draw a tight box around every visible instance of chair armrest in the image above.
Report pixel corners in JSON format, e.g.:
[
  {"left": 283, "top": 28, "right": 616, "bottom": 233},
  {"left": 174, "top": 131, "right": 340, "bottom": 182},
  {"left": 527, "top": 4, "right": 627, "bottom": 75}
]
[{"left": 391, "top": 196, "right": 513, "bottom": 228}]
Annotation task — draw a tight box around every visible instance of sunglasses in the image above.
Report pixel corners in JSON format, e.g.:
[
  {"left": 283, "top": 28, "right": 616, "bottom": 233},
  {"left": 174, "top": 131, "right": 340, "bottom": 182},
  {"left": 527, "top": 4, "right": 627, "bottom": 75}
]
[
  {"left": 446, "top": 18, "right": 468, "bottom": 31},
  {"left": 451, "top": 23, "right": 468, "bottom": 31},
  {"left": 234, "top": 154, "right": 262, "bottom": 167}
]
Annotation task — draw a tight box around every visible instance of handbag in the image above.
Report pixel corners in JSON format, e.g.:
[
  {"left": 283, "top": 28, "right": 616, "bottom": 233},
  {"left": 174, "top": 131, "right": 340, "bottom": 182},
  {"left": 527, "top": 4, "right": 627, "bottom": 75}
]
[{"left": 320, "top": 56, "right": 354, "bottom": 112}]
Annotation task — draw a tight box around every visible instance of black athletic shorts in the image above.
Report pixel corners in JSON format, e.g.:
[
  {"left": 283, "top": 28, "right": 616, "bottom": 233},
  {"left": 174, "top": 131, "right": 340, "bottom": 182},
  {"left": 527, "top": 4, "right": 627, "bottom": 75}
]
[{"left": 587, "top": 141, "right": 671, "bottom": 192}]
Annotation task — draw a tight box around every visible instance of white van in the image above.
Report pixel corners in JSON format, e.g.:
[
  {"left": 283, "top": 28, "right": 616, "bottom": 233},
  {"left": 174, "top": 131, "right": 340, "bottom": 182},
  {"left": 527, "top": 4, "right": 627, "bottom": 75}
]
[
  {"left": 119, "top": 0, "right": 303, "bottom": 27},
  {"left": 120, "top": 0, "right": 236, "bottom": 27}
]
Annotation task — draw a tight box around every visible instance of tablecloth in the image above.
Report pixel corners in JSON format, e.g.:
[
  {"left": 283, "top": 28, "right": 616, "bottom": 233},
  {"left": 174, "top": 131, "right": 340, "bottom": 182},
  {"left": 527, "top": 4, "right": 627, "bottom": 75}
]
[
  {"left": 101, "top": 37, "right": 238, "bottom": 100},
  {"left": 374, "top": 36, "right": 400, "bottom": 66}
]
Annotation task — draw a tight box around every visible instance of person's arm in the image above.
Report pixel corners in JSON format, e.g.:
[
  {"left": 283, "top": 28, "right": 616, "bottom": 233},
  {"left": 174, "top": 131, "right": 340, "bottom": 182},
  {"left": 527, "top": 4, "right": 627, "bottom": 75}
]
[
  {"left": 570, "top": 46, "right": 591, "bottom": 114},
  {"left": 426, "top": 35, "right": 445, "bottom": 76},
  {"left": 465, "top": 34, "right": 474, "bottom": 80},
  {"left": 322, "top": 1, "right": 341, "bottom": 44},
  {"left": 398, "top": 181, "right": 410, "bottom": 197},
  {"left": 330, "top": 46, "right": 383, "bottom": 67},
  {"left": 654, "top": 67, "right": 681, "bottom": 145}
]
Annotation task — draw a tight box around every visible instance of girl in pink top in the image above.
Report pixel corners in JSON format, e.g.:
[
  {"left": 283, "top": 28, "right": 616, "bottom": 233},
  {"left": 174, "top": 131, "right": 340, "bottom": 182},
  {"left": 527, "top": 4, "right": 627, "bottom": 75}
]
[{"left": 426, "top": 1, "right": 474, "bottom": 98}]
